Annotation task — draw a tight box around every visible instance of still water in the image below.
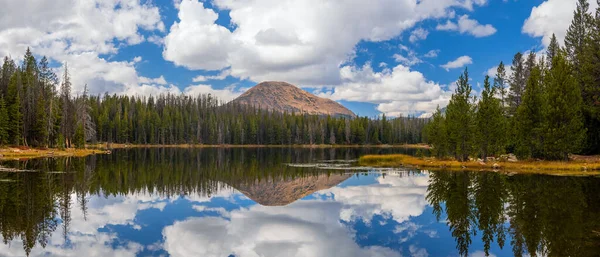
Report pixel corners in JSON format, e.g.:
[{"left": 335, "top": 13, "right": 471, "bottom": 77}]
[{"left": 0, "top": 148, "right": 599, "bottom": 257}]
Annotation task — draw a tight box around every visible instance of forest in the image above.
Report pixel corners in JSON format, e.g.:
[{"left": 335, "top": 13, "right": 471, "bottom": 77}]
[
  {"left": 0, "top": 51, "right": 426, "bottom": 148},
  {"left": 425, "top": 0, "right": 600, "bottom": 161}
]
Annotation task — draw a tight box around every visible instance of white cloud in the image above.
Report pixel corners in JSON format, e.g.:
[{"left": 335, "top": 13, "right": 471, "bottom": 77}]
[
  {"left": 192, "top": 70, "right": 231, "bottom": 82},
  {"left": 436, "top": 15, "right": 497, "bottom": 37},
  {"left": 409, "top": 28, "right": 429, "bottom": 43},
  {"left": 424, "top": 49, "right": 440, "bottom": 58},
  {"left": 393, "top": 52, "right": 422, "bottom": 66},
  {"left": 140, "top": 75, "right": 168, "bottom": 85},
  {"left": 319, "top": 63, "right": 452, "bottom": 116},
  {"left": 0, "top": 0, "right": 166, "bottom": 96},
  {"left": 133, "top": 56, "right": 143, "bottom": 63},
  {"left": 522, "top": 0, "right": 598, "bottom": 47},
  {"left": 441, "top": 55, "right": 473, "bottom": 71},
  {"left": 163, "top": 0, "right": 234, "bottom": 70},
  {"left": 163, "top": 0, "right": 491, "bottom": 86}
]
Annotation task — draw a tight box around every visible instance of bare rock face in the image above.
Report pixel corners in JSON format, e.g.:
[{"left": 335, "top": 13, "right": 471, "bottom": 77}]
[
  {"left": 232, "top": 173, "right": 351, "bottom": 206},
  {"left": 231, "top": 81, "right": 356, "bottom": 118}
]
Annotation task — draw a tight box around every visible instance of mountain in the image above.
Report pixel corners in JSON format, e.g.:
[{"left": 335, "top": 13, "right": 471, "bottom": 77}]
[
  {"left": 229, "top": 173, "right": 351, "bottom": 206},
  {"left": 231, "top": 81, "right": 356, "bottom": 117}
]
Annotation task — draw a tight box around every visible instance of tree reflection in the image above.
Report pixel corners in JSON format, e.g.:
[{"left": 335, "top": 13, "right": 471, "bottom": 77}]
[
  {"left": 427, "top": 170, "right": 600, "bottom": 257},
  {"left": 0, "top": 147, "right": 361, "bottom": 254}
]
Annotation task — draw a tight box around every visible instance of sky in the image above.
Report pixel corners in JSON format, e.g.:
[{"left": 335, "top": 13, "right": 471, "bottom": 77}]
[{"left": 0, "top": 0, "right": 593, "bottom": 117}]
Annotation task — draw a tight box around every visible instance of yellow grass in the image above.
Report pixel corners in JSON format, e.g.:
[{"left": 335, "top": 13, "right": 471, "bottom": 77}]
[
  {"left": 358, "top": 154, "right": 600, "bottom": 176},
  {"left": 0, "top": 148, "right": 110, "bottom": 161}
]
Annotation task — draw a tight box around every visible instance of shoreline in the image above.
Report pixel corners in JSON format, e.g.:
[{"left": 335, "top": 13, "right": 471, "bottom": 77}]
[
  {"left": 0, "top": 148, "right": 110, "bottom": 161},
  {"left": 0, "top": 144, "right": 429, "bottom": 161},
  {"left": 358, "top": 154, "right": 600, "bottom": 176}
]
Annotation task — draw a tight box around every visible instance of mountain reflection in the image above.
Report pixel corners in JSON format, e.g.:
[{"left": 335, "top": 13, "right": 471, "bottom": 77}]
[{"left": 0, "top": 148, "right": 599, "bottom": 257}]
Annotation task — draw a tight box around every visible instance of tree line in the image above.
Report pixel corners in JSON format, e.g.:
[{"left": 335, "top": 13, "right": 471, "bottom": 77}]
[
  {"left": 0, "top": 50, "right": 427, "bottom": 148},
  {"left": 425, "top": 0, "right": 600, "bottom": 161}
]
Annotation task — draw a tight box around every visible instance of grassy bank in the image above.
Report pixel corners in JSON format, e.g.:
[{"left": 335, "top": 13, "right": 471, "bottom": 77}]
[
  {"left": 0, "top": 147, "right": 110, "bottom": 161},
  {"left": 358, "top": 154, "right": 600, "bottom": 175},
  {"left": 88, "top": 143, "right": 431, "bottom": 149}
]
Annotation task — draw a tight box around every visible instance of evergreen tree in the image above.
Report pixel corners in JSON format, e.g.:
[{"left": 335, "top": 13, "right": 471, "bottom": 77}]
[
  {"left": 0, "top": 96, "right": 8, "bottom": 145},
  {"left": 547, "top": 34, "right": 560, "bottom": 66},
  {"left": 565, "top": 0, "right": 592, "bottom": 66},
  {"left": 523, "top": 52, "right": 537, "bottom": 82},
  {"left": 60, "top": 63, "right": 73, "bottom": 147},
  {"left": 508, "top": 52, "right": 525, "bottom": 116},
  {"left": 476, "top": 76, "right": 505, "bottom": 159},
  {"left": 74, "top": 124, "right": 85, "bottom": 149},
  {"left": 544, "top": 53, "right": 586, "bottom": 160},
  {"left": 493, "top": 61, "right": 508, "bottom": 109},
  {"left": 579, "top": 2, "right": 600, "bottom": 154},
  {"left": 7, "top": 71, "right": 23, "bottom": 145},
  {"left": 514, "top": 65, "right": 545, "bottom": 159},
  {"left": 425, "top": 106, "right": 448, "bottom": 158},
  {"left": 446, "top": 68, "right": 474, "bottom": 161}
]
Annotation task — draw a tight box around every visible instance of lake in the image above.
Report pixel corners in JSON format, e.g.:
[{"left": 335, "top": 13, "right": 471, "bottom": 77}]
[{"left": 0, "top": 148, "right": 599, "bottom": 257}]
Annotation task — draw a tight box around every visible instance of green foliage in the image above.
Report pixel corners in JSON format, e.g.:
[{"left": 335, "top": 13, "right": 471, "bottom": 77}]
[
  {"left": 425, "top": 106, "right": 448, "bottom": 158},
  {"left": 475, "top": 76, "right": 505, "bottom": 159},
  {"left": 57, "top": 134, "right": 65, "bottom": 150},
  {"left": 544, "top": 53, "right": 586, "bottom": 160},
  {"left": 0, "top": 96, "right": 8, "bottom": 144},
  {"left": 493, "top": 61, "right": 507, "bottom": 109},
  {"left": 445, "top": 68, "right": 474, "bottom": 161},
  {"left": 514, "top": 65, "right": 546, "bottom": 159},
  {"left": 74, "top": 124, "right": 85, "bottom": 149},
  {"left": 508, "top": 52, "right": 525, "bottom": 116}
]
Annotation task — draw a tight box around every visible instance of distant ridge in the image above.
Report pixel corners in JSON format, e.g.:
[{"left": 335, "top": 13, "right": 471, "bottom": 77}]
[{"left": 230, "top": 81, "right": 356, "bottom": 117}]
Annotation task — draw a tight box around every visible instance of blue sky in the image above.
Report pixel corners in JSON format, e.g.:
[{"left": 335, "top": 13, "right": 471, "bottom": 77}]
[{"left": 0, "top": 0, "right": 590, "bottom": 117}]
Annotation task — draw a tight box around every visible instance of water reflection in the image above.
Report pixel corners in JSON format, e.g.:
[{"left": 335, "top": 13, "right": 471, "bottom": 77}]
[{"left": 0, "top": 148, "right": 598, "bottom": 257}]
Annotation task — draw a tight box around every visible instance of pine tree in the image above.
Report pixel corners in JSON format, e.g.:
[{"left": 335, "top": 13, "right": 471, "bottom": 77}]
[
  {"left": 60, "top": 63, "right": 73, "bottom": 147},
  {"left": 493, "top": 61, "right": 508, "bottom": 109},
  {"left": 425, "top": 106, "right": 448, "bottom": 158},
  {"left": 0, "top": 96, "right": 8, "bottom": 145},
  {"left": 446, "top": 68, "right": 474, "bottom": 161},
  {"left": 7, "top": 71, "right": 23, "bottom": 145},
  {"left": 578, "top": 2, "right": 600, "bottom": 154},
  {"left": 74, "top": 124, "right": 85, "bottom": 149},
  {"left": 547, "top": 34, "right": 560, "bottom": 66},
  {"left": 565, "top": 0, "right": 592, "bottom": 66},
  {"left": 508, "top": 52, "right": 525, "bottom": 116},
  {"left": 523, "top": 52, "right": 537, "bottom": 82},
  {"left": 544, "top": 52, "right": 586, "bottom": 160},
  {"left": 514, "top": 65, "right": 545, "bottom": 159},
  {"left": 476, "top": 76, "right": 505, "bottom": 160}
]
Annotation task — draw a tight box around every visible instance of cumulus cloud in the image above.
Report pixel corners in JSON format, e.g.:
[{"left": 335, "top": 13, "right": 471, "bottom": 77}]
[
  {"left": 409, "top": 28, "right": 429, "bottom": 43},
  {"left": 0, "top": 0, "right": 165, "bottom": 95},
  {"left": 163, "top": 0, "right": 490, "bottom": 86},
  {"left": 441, "top": 55, "right": 473, "bottom": 71},
  {"left": 522, "top": 0, "right": 598, "bottom": 47},
  {"left": 318, "top": 64, "right": 452, "bottom": 116},
  {"left": 163, "top": 0, "right": 234, "bottom": 70},
  {"left": 436, "top": 15, "right": 497, "bottom": 37}
]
